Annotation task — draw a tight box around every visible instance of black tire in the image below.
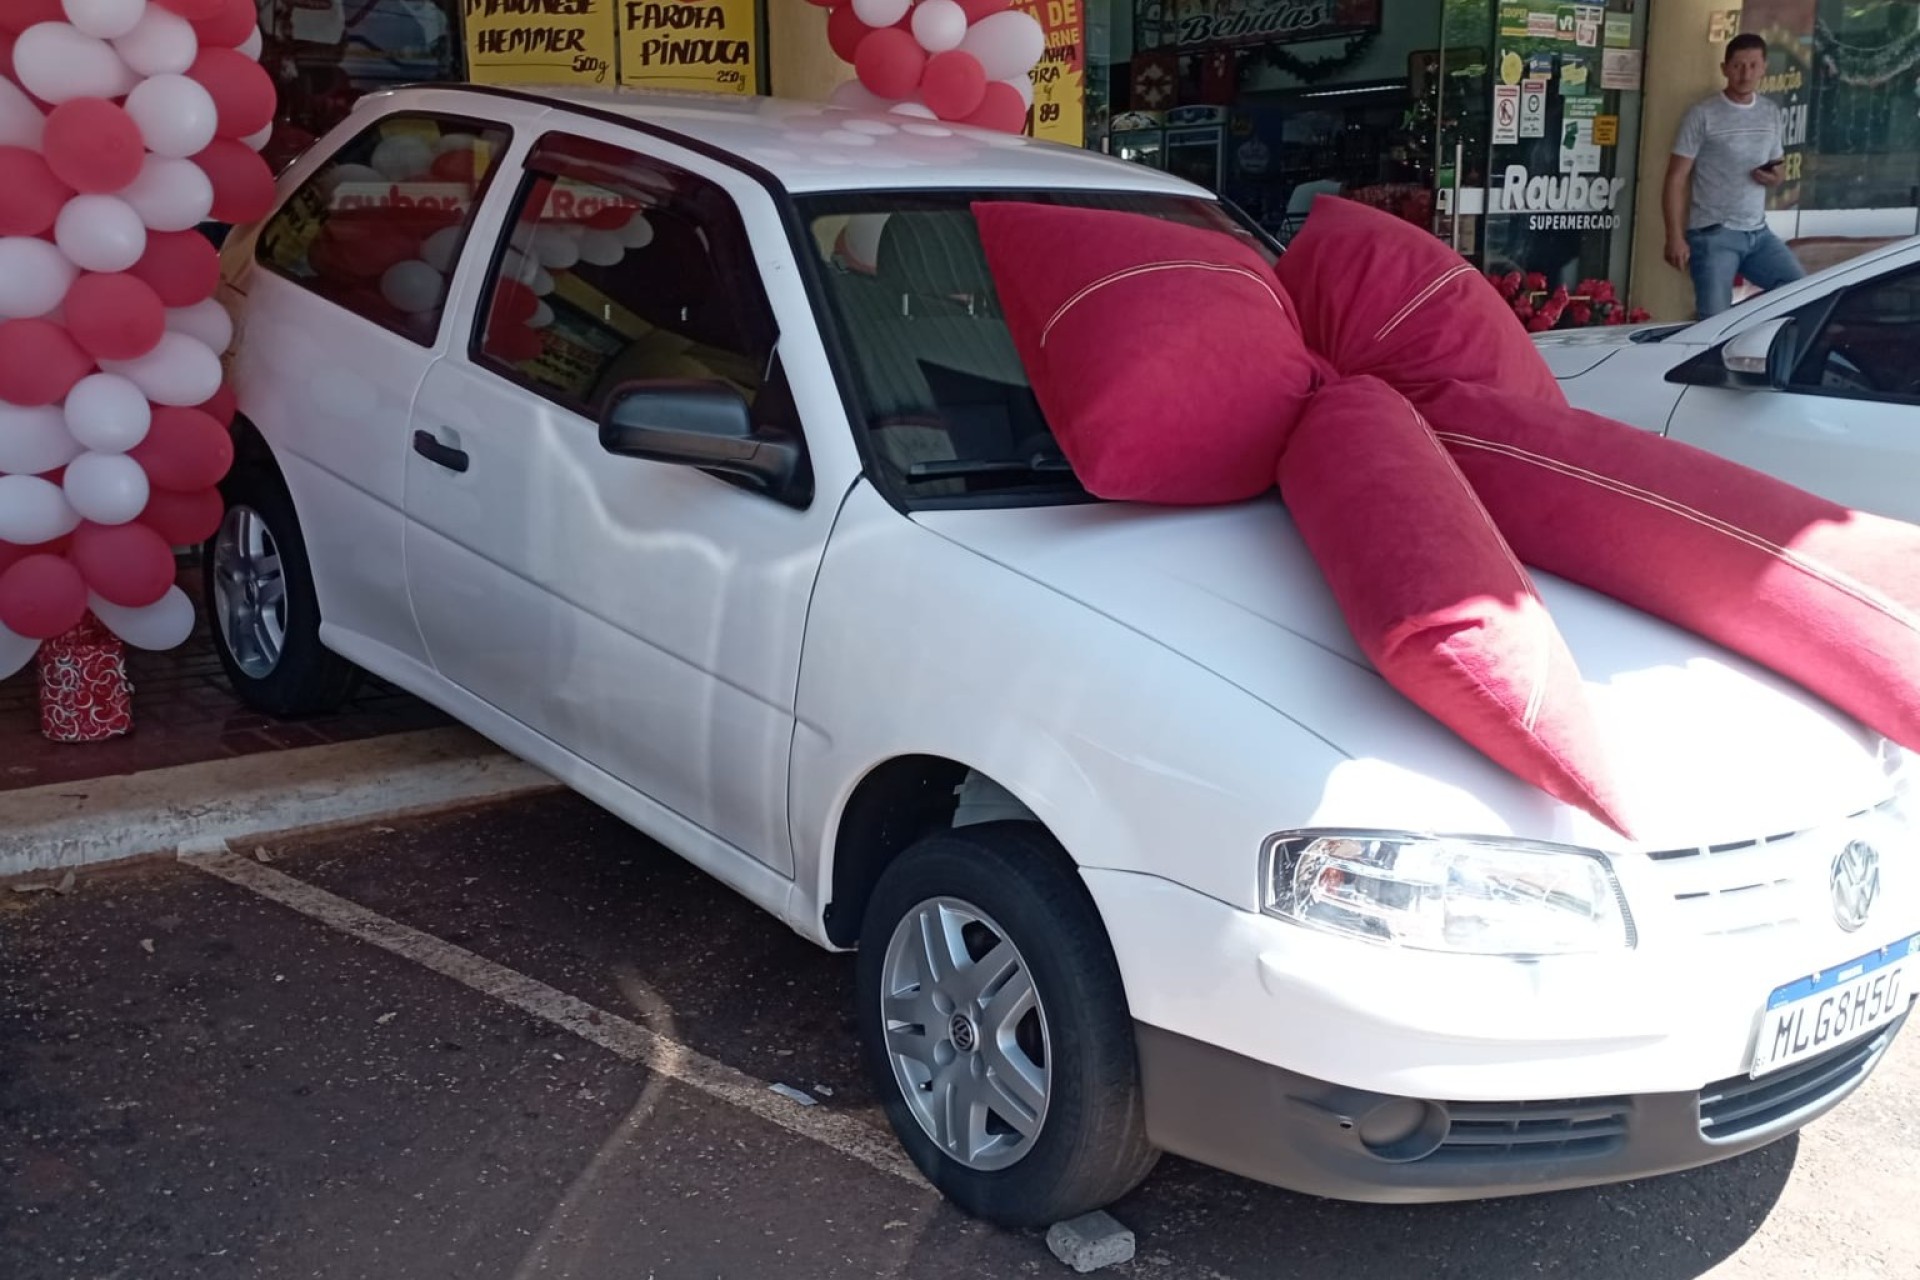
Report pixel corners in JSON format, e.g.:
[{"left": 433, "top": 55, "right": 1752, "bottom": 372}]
[
  {"left": 855, "top": 821, "right": 1159, "bottom": 1227},
  {"left": 203, "top": 459, "right": 360, "bottom": 717}
]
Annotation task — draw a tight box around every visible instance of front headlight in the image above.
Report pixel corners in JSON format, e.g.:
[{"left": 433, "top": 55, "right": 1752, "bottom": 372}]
[{"left": 1261, "top": 831, "right": 1635, "bottom": 957}]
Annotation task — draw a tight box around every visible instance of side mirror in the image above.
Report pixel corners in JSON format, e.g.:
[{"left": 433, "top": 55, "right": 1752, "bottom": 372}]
[
  {"left": 1720, "top": 316, "right": 1797, "bottom": 387},
  {"left": 598, "top": 380, "right": 803, "bottom": 501}
]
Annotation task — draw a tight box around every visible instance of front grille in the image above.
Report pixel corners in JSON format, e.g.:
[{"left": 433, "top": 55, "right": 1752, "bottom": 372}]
[
  {"left": 1698, "top": 1017, "right": 1902, "bottom": 1141},
  {"left": 1428, "top": 1097, "right": 1631, "bottom": 1163},
  {"left": 1646, "top": 830, "right": 1809, "bottom": 939}
]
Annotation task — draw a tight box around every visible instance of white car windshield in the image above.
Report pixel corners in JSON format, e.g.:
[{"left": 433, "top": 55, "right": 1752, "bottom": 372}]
[{"left": 798, "top": 190, "right": 1274, "bottom": 504}]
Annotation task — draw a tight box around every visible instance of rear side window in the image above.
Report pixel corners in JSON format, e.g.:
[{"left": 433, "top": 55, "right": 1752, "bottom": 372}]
[{"left": 255, "top": 112, "right": 513, "bottom": 345}]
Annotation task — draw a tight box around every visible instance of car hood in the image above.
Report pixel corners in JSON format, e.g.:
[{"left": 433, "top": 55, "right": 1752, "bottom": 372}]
[
  {"left": 1531, "top": 323, "right": 1681, "bottom": 378},
  {"left": 917, "top": 500, "right": 1891, "bottom": 850}
]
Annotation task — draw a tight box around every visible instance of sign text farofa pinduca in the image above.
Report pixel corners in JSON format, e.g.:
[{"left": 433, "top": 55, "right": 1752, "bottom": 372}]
[{"left": 624, "top": 1, "right": 750, "bottom": 66}]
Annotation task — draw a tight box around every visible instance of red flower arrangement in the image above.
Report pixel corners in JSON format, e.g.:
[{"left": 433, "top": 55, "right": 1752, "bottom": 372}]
[{"left": 1486, "top": 270, "right": 1650, "bottom": 332}]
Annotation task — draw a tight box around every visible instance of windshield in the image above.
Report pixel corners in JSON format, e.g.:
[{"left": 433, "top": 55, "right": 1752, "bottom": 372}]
[{"left": 797, "top": 190, "right": 1275, "bottom": 505}]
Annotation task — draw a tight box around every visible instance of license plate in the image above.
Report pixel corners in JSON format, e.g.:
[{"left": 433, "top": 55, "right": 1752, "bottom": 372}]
[{"left": 1750, "top": 934, "right": 1918, "bottom": 1078}]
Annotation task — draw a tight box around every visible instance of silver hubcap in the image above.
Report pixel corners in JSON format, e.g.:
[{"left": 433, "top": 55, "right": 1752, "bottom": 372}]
[
  {"left": 211, "top": 505, "right": 288, "bottom": 680},
  {"left": 880, "top": 896, "right": 1051, "bottom": 1171}
]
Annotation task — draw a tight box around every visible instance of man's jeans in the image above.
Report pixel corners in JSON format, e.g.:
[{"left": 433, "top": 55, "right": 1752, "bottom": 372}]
[{"left": 1686, "top": 223, "right": 1806, "bottom": 317}]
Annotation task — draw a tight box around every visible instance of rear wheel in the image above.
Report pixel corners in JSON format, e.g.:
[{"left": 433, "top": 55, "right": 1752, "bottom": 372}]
[
  {"left": 856, "top": 822, "right": 1159, "bottom": 1227},
  {"left": 204, "top": 461, "right": 360, "bottom": 717}
]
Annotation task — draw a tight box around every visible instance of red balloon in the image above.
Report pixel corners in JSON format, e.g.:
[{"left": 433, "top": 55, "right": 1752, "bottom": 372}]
[
  {"left": 188, "top": 48, "right": 277, "bottom": 140},
  {"left": 64, "top": 273, "right": 168, "bottom": 362},
  {"left": 962, "top": 80, "right": 1030, "bottom": 135},
  {"left": 131, "top": 407, "right": 234, "bottom": 492},
  {"left": 0, "top": 320, "right": 94, "bottom": 407},
  {"left": 584, "top": 204, "right": 630, "bottom": 231},
  {"left": 138, "top": 488, "right": 224, "bottom": 546},
  {"left": 155, "top": 0, "right": 228, "bottom": 19},
  {"left": 855, "top": 28, "right": 927, "bottom": 101},
  {"left": 313, "top": 214, "right": 415, "bottom": 280},
  {"left": 0, "top": 536, "right": 69, "bottom": 578},
  {"left": 492, "top": 279, "right": 539, "bottom": 327},
  {"left": 198, "top": 381, "right": 238, "bottom": 428},
  {"left": 805, "top": 0, "right": 837, "bottom": 7},
  {"left": 0, "top": 554, "right": 88, "bottom": 640},
  {"left": 827, "top": 5, "right": 876, "bottom": 64},
  {"left": 429, "top": 149, "right": 477, "bottom": 184},
  {"left": 191, "top": 0, "right": 258, "bottom": 46},
  {"left": 129, "top": 230, "right": 221, "bottom": 308},
  {"left": 0, "top": 146, "right": 72, "bottom": 237},
  {"left": 0, "top": 0, "right": 63, "bottom": 35},
  {"left": 70, "top": 521, "right": 178, "bottom": 608},
  {"left": 43, "top": 99, "right": 146, "bottom": 195},
  {"left": 957, "top": 0, "right": 1012, "bottom": 20},
  {"left": 921, "top": 51, "right": 988, "bottom": 121},
  {"left": 489, "top": 323, "right": 545, "bottom": 364},
  {"left": 194, "top": 137, "right": 277, "bottom": 224}
]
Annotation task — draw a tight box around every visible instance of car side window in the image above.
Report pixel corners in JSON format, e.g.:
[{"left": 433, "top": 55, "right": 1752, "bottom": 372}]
[
  {"left": 255, "top": 112, "right": 512, "bottom": 345},
  {"left": 471, "top": 134, "right": 783, "bottom": 430},
  {"left": 1789, "top": 265, "right": 1920, "bottom": 401}
]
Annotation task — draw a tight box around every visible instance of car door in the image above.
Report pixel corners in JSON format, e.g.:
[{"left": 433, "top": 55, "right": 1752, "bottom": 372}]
[
  {"left": 227, "top": 103, "right": 514, "bottom": 673},
  {"left": 1664, "top": 255, "right": 1920, "bottom": 522},
  {"left": 402, "top": 127, "right": 840, "bottom": 875}
]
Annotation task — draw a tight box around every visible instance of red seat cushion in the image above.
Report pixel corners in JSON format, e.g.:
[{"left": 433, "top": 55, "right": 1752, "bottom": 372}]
[
  {"left": 1425, "top": 378, "right": 1920, "bottom": 755},
  {"left": 1278, "top": 376, "right": 1628, "bottom": 831},
  {"left": 973, "top": 201, "right": 1319, "bottom": 505},
  {"left": 1276, "top": 196, "right": 1565, "bottom": 408}
]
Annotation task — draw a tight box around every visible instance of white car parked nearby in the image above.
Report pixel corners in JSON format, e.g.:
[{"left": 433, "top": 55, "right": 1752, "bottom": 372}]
[
  {"left": 212, "top": 86, "right": 1917, "bottom": 1226},
  {"left": 1540, "top": 237, "right": 1920, "bottom": 523}
]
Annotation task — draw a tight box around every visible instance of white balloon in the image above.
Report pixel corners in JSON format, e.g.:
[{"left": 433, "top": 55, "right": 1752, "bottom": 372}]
[
  {"left": 841, "top": 214, "right": 890, "bottom": 271},
  {"left": 238, "top": 25, "right": 262, "bottom": 59},
  {"left": 829, "top": 80, "right": 891, "bottom": 113},
  {"left": 959, "top": 11, "right": 1046, "bottom": 82},
  {"left": 379, "top": 260, "right": 444, "bottom": 315},
  {"left": 111, "top": 4, "right": 196, "bottom": 76},
  {"left": 63, "top": 374, "right": 152, "bottom": 453},
  {"left": 240, "top": 121, "right": 272, "bottom": 152},
  {"left": 618, "top": 212, "right": 655, "bottom": 249},
  {"left": 54, "top": 195, "right": 148, "bottom": 274},
  {"left": 851, "top": 0, "right": 910, "bottom": 27},
  {"left": 125, "top": 74, "right": 220, "bottom": 159},
  {"left": 889, "top": 101, "right": 939, "bottom": 119},
  {"left": 90, "top": 585, "right": 194, "bottom": 650},
  {"left": 433, "top": 132, "right": 478, "bottom": 155},
  {"left": 319, "top": 162, "right": 383, "bottom": 194},
  {"left": 529, "top": 301, "right": 554, "bottom": 330},
  {"left": 13, "top": 23, "right": 137, "bottom": 103},
  {"left": 63, "top": 450, "right": 149, "bottom": 526},
  {"left": 101, "top": 332, "right": 222, "bottom": 407},
  {"left": 577, "top": 229, "right": 625, "bottom": 267},
  {"left": 529, "top": 263, "right": 555, "bottom": 295},
  {"left": 0, "top": 404, "right": 83, "bottom": 475},
  {"left": 421, "top": 225, "right": 464, "bottom": 274},
  {"left": 911, "top": 0, "right": 968, "bottom": 52},
  {"left": 165, "top": 299, "right": 234, "bottom": 353},
  {"left": 120, "top": 154, "right": 215, "bottom": 232},
  {"left": 1002, "top": 75, "right": 1035, "bottom": 110},
  {"left": 370, "top": 135, "right": 433, "bottom": 181},
  {"left": 0, "top": 475, "right": 81, "bottom": 545},
  {"left": 0, "top": 237, "right": 80, "bottom": 319},
  {"left": 0, "top": 622, "right": 37, "bottom": 681},
  {"left": 533, "top": 232, "right": 581, "bottom": 270},
  {"left": 63, "top": 0, "right": 149, "bottom": 40},
  {"left": 0, "top": 78, "right": 46, "bottom": 150}
]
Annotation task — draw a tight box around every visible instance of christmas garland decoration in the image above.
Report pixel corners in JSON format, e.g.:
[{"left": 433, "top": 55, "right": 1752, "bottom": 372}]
[
  {"left": 1815, "top": 18, "right": 1920, "bottom": 88},
  {"left": 1243, "top": 30, "right": 1378, "bottom": 84}
]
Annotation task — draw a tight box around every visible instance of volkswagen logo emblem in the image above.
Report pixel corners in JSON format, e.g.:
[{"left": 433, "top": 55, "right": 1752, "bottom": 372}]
[{"left": 1830, "top": 840, "right": 1881, "bottom": 932}]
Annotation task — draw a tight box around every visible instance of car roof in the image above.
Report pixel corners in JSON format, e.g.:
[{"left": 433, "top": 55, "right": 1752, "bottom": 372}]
[{"left": 365, "top": 85, "right": 1213, "bottom": 198}]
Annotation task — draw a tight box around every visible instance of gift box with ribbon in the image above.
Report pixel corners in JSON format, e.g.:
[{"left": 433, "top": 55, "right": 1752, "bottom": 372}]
[{"left": 37, "top": 615, "right": 133, "bottom": 744}]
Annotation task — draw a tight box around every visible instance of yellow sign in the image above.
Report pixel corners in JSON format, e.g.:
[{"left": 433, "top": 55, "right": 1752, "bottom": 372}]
[
  {"left": 465, "top": 0, "right": 616, "bottom": 85},
  {"left": 1593, "top": 114, "right": 1618, "bottom": 146},
  {"left": 1018, "top": 0, "right": 1084, "bottom": 145},
  {"left": 618, "top": 0, "right": 758, "bottom": 95}
]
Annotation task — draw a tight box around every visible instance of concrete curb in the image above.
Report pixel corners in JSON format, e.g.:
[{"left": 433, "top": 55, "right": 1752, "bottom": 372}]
[{"left": 0, "top": 727, "right": 562, "bottom": 878}]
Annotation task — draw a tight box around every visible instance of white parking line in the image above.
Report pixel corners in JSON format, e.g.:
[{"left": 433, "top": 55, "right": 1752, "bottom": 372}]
[
  {"left": 183, "top": 847, "right": 927, "bottom": 1186},
  {"left": 183, "top": 845, "right": 1241, "bottom": 1280}
]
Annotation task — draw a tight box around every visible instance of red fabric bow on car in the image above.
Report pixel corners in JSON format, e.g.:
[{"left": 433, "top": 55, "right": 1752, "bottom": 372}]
[{"left": 975, "top": 196, "right": 1920, "bottom": 837}]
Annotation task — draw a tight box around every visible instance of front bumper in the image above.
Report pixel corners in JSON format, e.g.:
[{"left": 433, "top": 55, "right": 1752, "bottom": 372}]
[{"left": 1137, "top": 1009, "right": 1909, "bottom": 1203}]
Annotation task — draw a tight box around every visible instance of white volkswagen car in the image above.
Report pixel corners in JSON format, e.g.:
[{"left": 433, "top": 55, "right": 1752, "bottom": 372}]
[
  {"left": 211, "top": 86, "right": 1916, "bottom": 1226},
  {"left": 1541, "top": 237, "right": 1920, "bottom": 523}
]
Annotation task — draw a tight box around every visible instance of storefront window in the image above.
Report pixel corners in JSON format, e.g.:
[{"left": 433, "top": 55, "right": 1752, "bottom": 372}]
[{"left": 1802, "top": 0, "right": 1920, "bottom": 214}]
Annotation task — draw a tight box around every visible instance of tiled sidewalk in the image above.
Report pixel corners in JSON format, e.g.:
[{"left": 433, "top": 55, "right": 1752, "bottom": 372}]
[{"left": 0, "top": 555, "right": 449, "bottom": 794}]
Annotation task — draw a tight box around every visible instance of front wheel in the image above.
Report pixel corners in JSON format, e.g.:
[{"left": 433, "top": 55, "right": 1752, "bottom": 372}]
[{"left": 855, "top": 822, "right": 1159, "bottom": 1227}]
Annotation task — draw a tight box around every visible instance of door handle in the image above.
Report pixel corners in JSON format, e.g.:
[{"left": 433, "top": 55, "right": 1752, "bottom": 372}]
[{"left": 412, "top": 429, "right": 470, "bottom": 473}]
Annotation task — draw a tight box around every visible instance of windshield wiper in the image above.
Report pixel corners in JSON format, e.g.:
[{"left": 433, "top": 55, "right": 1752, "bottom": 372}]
[{"left": 906, "top": 456, "right": 1076, "bottom": 480}]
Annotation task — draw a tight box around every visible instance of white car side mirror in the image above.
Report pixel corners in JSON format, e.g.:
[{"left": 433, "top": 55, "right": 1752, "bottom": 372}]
[{"left": 1721, "top": 317, "right": 1794, "bottom": 381}]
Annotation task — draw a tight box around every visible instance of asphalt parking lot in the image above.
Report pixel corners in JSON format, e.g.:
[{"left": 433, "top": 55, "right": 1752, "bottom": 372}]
[{"left": 4, "top": 792, "right": 1915, "bottom": 1279}]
